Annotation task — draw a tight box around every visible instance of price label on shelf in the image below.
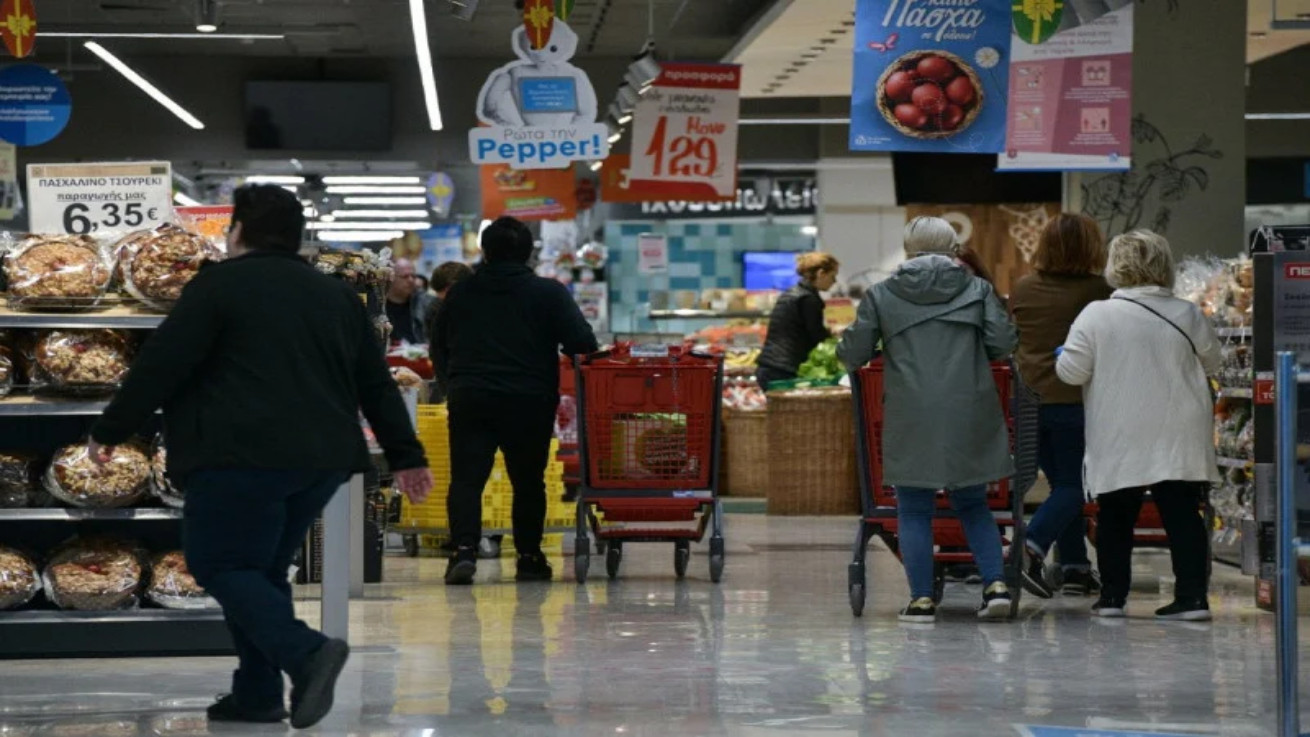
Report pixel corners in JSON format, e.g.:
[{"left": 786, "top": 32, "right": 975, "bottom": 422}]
[
  {"left": 26, "top": 161, "right": 172, "bottom": 235},
  {"left": 628, "top": 63, "right": 741, "bottom": 201}
]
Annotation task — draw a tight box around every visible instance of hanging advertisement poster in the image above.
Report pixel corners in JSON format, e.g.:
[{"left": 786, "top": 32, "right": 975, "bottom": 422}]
[
  {"left": 850, "top": 0, "right": 1012, "bottom": 154},
  {"left": 175, "top": 205, "right": 233, "bottom": 244},
  {"left": 479, "top": 163, "right": 577, "bottom": 222},
  {"left": 468, "top": 1, "right": 608, "bottom": 170},
  {"left": 628, "top": 63, "right": 741, "bottom": 201},
  {"left": 0, "top": 142, "right": 18, "bottom": 220},
  {"left": 0, "top": 64, "right": 70, "bottom": 147},
  {"left": 997, "top": 0, "right": 1133, "bottom": 171},
  {"left": 425, "top": 172, "right": 455, "bottom": 216},
  {"left": 0, "top": 0, "right": 37, "bottom": 59}
]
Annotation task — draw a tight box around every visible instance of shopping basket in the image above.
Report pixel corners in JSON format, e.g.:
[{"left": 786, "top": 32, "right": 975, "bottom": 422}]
[
  {"left": 572, "top": 344, "right": 726, "bottom": 583},
  {"left": 847, "top": 359, "right": 1039, "bottom": 617}
]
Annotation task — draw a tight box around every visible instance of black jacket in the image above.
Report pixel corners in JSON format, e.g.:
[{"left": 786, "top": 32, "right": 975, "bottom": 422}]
[
  {"left": 757, "top": 282, "right": 828, "bottom": 375},
  {"left": 91, "top": 250, "right": 427, "bottom": 479},
  {"left": 433, "top": 262, "right": 598, "bottom": 399}
]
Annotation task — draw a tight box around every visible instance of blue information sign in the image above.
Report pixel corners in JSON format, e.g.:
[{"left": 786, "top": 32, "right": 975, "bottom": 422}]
[
  {"left": 0, "top": 64, "right": 72, "bottom": 147},
  {"left": 518, "top": 77, "right": 578, "bottom": 113}
]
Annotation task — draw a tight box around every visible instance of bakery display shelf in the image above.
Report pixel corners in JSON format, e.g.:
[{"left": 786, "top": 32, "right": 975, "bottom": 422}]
[
  {"left": 1215, "top": 326, "right": 1253, "bottom": 339},
  {"left": 1218, "top": 386, "right": 1253, "bottom": 399},
  {"left": 0, "top": 609, "right": 231, "bottom": 659},
  {"left": 0, "top": 393, "right": 113, "bottom": 415},
  {"left": 1217, "top": 456, "right": 1252, "bottom": 469},
  {"left": 0, "top": 508, "right": 181, "bottom": 521},
  {"left": 0, "top": 304, "right": 166, "bottom": 329},
  {"left": 648, "top": 309, "right": 770, "bottom": 320}
]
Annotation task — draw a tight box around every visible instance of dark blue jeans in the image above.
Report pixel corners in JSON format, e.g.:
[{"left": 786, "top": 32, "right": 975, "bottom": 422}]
[
  {"left": 896, "top": 485, "right": 1006, "bottom": 598},
  {"left": 184, "top": 468, "right": 348, "bottom": 709},
  {"left": 1026, "top": 404, "right": 1091, "bottom": 570}
]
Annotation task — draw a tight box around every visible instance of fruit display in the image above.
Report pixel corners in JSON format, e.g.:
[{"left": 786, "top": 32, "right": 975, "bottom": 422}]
[
  {"left": 722, "top": 377, "right": 765, "bottom": 411},
  {"left": 877, "top": 50, "right": 983, "bottom": 138}
]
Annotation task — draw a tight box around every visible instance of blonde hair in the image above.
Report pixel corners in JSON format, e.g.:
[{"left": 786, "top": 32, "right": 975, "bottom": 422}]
[
  {"left": 1105, "top": 229, "right": 1175, "bottom": 289},
  {"left": 904, "top": 216, "right": 959, "bottom": 257},
  {"left": 796, "top": 251, "right": 839, "bottom": 282}
]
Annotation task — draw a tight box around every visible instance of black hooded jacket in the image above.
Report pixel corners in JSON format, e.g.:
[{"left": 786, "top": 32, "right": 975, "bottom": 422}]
[
  {"left": 756, "top": 282, "right": 828, "bottom": 375},
  {"left": 433, "top": 261, "right": 599, "bottom": 399}
]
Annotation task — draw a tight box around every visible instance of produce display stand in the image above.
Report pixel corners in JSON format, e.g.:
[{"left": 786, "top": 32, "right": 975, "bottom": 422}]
[
  {"left": 571, "top": 345, "right": 726, "bottom": 583},
  {"left": 847, "top": 360, "right": 1038, "bottom": 617}
]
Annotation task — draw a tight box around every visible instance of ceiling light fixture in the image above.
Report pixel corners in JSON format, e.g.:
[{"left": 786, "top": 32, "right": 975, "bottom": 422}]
[
  {"left": 308, "top": 221, "right": 433, "bottom": 231},
  {"left": 625, "top": 46, "right": 662, "bottom": 93},
  {"left": 409, "top": 0, "right": 444, "bottom": 130},
  {"left": 84, "top": 42, "right": 205, "bottom": 130},
  {"left": 341, "top": 196, "right": 428, "bottom": 206},
  {"left": 173, "top": 192, "right": 201, "bottom": 207},
  {"left": 326, "top": 209, "right": 433, "bottom": 219},
  {"left": 44, "top": 32, "right": 283, "bottom": 39},
  {"left": 326, "top": 185, "right": 426, "bottom": 195},
  {"left": 196, "top": 0, "right": 219, "bottom": 33},
  {"left": 321, "top": 175, "right": 423, "bottom": 185},
  {"left": 317, "top": 230, "right": 405, "bottom": 243},
  {"left": 1245, "top": 112, "right": 1310, "bottom": 120},
  {"left": 589, "top": 161, "right": 603, "bottom": 172},
  {"left": 245, "top": 175, "right": 305, "bottom": 185}
]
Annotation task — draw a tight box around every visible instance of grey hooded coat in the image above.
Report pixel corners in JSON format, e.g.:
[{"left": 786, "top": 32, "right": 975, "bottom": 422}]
[{"left": 837, "top": 255, "right": 1018, "bottom": 490}]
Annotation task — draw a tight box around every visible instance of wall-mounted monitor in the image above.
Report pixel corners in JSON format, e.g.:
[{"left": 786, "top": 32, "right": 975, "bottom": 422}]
[{"left": 245, "top": 81, "right": 392, "bottom": 151}]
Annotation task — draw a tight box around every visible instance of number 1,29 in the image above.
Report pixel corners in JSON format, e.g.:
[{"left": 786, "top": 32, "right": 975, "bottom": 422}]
[{"left": 643, "top": 115, "right": 719, "bottom": 178}]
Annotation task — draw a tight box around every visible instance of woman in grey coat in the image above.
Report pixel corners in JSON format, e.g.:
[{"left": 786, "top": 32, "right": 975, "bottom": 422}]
[{"left": 838, "top": 217, "right": 1019, "bottom": 623}]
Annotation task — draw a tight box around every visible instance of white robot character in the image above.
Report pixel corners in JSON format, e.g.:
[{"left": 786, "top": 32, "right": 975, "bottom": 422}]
[{"left": 476, "top": 20, "right": 598, "bottom": 128}]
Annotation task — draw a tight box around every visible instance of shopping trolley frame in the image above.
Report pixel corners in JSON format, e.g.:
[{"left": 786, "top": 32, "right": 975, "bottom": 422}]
[
  {"left": 571, "top": 347, "right": 727, "bottom": 583},
  {"left": 847, "top": 360, "right": 1040, "bottom": 617}
]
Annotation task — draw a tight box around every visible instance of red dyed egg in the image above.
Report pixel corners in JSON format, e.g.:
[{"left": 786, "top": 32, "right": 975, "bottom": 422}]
[
  {"left": 893, "top": 103, "right": 928, "bottom": 129},
  {"left": 916, "top": 55, "right": 956, "bottom": 83},
  {"left": 911, "top": 83, "right": 947, "bottom": 114},
  {"left": 945, "top": 76, "right": 975, "bottom": 106},
  {"left": 884, "top": 70, "right": 916, "bottom": 102}
]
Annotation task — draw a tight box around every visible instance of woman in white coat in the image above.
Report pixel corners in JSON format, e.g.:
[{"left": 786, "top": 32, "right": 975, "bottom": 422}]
[{"left": 1056, "top": 230, "right": 1219, "bottom": 621}]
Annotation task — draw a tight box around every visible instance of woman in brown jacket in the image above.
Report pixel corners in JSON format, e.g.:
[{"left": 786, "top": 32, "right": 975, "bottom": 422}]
[{"left": 1010, "top": 213, "right": 1113, "bottom": 599}]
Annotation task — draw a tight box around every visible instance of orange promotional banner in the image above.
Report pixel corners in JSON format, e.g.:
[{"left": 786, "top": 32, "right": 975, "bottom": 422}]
[
  {"left": 0, "top": 0, "right": 37, "bottom": 59},
  {"left": 599, "top": 154, "right": 734, "bottom": 203},
  {"left": 175, "top": 205, "right": 234, "bottom": 242},
  {"left": 479, "top": 164, "right": 577, "bottom": 222}
]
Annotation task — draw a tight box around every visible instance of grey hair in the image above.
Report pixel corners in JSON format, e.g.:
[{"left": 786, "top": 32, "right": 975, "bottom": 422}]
[
  {"left": 903, "top": 216, "right": 960, "bottom": 257},
  {"left": 1105, "top": 229, "right": 1175, "bottom": 289}
]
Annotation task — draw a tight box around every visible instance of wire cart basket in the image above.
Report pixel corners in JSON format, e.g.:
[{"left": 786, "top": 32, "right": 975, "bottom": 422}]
[
  {"left": 847, "top": 360, "right": 1040, "bottom": 617},
  {"left": 572, "top": 345, "right": 726, "bottom": 583}
]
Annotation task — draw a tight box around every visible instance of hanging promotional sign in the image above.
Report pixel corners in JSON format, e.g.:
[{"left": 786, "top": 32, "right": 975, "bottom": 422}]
[
  {"left": 26, "top": 161, "right": 172, "bottom": 235},
  {"left": 174, "top": 205, "right": 232, "bottom": 243},
  {"left": 479, "top": 164, "right": 577, "bottom": 222},
  {"left": 426, "top": 172, "right": 455, "bottom": 216},
  {"left": 997, "top": 0, "right": 1133, "bottom": 171},
  {"left": 850, "top": 0, "right": 1012, "bottom": 153},
  {"left": 628, "top": 62, "right": 742, "bottom": 201},
  {"left": 0, "top": 0, "right": 37, "bottom": 59},
  {"left": 0, "top": 142, "right": 17, "bottom": 220},
  {"left": 0, "top": 64, "right": 70, "bottom": 147},
  {"left": 468, "top": 9, "right": 607, "bottom": 170},
  {"left": 608, "top": 167, "right": 818, "bottom": 220}
]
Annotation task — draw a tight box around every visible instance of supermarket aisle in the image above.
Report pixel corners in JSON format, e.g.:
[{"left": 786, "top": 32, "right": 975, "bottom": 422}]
[{"left": 0, "top": 515, "right": 1291, "bottom": 736}]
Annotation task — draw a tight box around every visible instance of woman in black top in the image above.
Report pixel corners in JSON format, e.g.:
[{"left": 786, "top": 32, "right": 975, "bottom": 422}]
[{"left": 755, "top": 252, "right": 839, "bottom": 390}]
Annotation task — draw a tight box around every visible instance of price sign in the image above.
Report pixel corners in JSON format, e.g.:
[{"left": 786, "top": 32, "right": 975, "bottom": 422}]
[
  {"left": 628, "top": 63, "right": 741, "bottom": 201},
  {"left": 26, "top": 161, "right": 172, "bottom": 234}
]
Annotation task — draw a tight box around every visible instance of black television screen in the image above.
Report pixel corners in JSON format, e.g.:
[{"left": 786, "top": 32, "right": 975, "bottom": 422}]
[
  {"left": 245, "top": 81, "right": 392, "bottom": 151},
  {"left": 892, "top": 153, "right": 1062, "bottom": 205}
]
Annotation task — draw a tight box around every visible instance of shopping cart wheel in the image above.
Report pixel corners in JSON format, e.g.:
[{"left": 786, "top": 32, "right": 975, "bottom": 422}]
[
  {"left": 709, "top": 536, "right": 725, "bottom": 583},
  {"left": 606, "top": 542, "right": 623, "bottom": 580},
  {"left": 932, "top": 563, "right": 946, "bottom": 605},
  {"left": 574, "top": 537, "right": 590, "bottom": 583},
  {"left": 674, "top": 540, "right": 691, "bottom": 579},
  {"left": 848, "top": 562, "right": 867, "bottom": 617},
  {"left": 402, "top": 535, "right": 419, "bottom": 558}
]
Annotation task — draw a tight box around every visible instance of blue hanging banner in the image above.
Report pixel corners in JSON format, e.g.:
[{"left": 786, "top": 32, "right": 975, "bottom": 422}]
[
  {"left": 0, "top": 64, "right": 71, "bottom": 147},
  {"left": 850, "top": 0, "right": 1011, "bottom": 153}
]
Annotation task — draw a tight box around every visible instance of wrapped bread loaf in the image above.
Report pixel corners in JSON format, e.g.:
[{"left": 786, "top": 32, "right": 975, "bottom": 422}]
[
  {"left": 44, "top": 443, "right": 151, "bottom": 509},
  {"left": 4, "top": 235, "right": 111, "bottom": 303}
]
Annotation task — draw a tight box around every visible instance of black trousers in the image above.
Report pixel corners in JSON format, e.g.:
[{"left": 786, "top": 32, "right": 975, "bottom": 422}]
[
  {"left": 447, "top": 392, "right": 558, "bottom": 552},
  {"left": 1096, "top": 480, "right": 1209, "bottom": 601}
]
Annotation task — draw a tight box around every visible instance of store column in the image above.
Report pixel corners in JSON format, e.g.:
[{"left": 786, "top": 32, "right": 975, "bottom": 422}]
[
  {"left": 1068, "top": 0, "right": 1247, "bottom": 258},
  {"left": 815, "top": 157, "right": 907, "bottom": 289}
]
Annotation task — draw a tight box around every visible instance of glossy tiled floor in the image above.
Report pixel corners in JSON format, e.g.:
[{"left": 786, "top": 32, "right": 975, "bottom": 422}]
[{"left": 0, "top": 516, "right": 1299, "bottom": 736}]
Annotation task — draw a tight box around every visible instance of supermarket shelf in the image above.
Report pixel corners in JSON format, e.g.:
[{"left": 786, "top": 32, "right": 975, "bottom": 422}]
[
  {"left": 0, "top": 508, "right": 181, "bottom": 521},
  {"left": 1217, "top": 456, "right": 1252, "bottom": 469},
  {"left": 1218, "top": 387, "right": 1253, "bottom": 399},
  {"left": 649, "top": 309, "right": 770, "bottom": 320},
  {"left": 0, "top": 609, "right": 231, "bottom": 659},
  {"left": 0, "top": 305, "right": 165, "bottom": 329},
  {"left": 0, "top": 394, "right": 112, "bottom": 416},
  {"left": 1215, "top": 326, "right": 1253, "bottom": 339}
]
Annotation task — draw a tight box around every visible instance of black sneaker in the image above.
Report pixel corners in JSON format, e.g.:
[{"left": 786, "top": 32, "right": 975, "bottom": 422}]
[
  {"left": 444, "top": 547, "right": 477, "bottom": 586},
  {"left": 898, "top": 597, "right": 937, "bottom": 623},
  {"left": 206, "top": 693, "right": 287, "bottom": 723},
  {"left": 1020, "top": 550, "right": 1055, "bottom": 599},
  {"left": 1155, "top": 598, "right": 1211, "bottom": 621},
  {"left": 1091, "top": 596, "right": 1126, "bottom": 618},
  {"left": 289, "top": 638, "right": 350, "bottom": 729},
  {"left": 977, "top": 582, "right": 1013, "bottom": 620},
  {"left": 1061, "top": 569, "right": 1100, "bottom": 597},
  {"left": 515, "top": 551, "right": 554, "bottom": 582}
]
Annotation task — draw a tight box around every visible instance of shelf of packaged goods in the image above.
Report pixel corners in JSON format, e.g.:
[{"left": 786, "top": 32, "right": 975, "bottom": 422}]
[
  {"left": 1218, "top": 387, "right": 1253, "bottom": 400},
  {"left": 0, "top": 609, "right": 232, "bottom": 659},
  {"left": 1217, "top": 456, "right": 1252, "bottom": 469},
  {"left": 0, "top": 394, "right": 112, "bottom": 416},
  {"left": 1215, "top": 326, "right": 1253, "bottom": 339},
  {"left": 648, "top": 309, "right": 770, "bottom": 321},
  {"left": 0, "top": 508, "right": 181, "bottom": 521},
  {"left": 0, "top": 305, "right": 165, "bottom": 329}
]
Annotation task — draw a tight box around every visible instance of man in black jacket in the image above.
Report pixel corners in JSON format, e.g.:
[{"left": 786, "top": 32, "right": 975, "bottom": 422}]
[
  {"left": 433, "top": 216, "right": 598, "bottom": 585},
  {"left": 89, "top": 185, "right": 432, "bottom": 729}
]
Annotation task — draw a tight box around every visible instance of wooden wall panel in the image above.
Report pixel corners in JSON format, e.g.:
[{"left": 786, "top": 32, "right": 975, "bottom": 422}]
[{"left": 903, "top": 203, "right": 1060, "bottom": 296}]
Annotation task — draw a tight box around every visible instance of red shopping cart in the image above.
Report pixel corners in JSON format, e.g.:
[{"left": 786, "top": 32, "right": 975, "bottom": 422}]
[
  {"left": 572, "top": 345, "right": 726, "bottom": 583},
  {"left": 847, "top": 360, "right": 1040, "bottom": 617},
  {"left": 557, "top": 355, "right": 581, "bottom": 499}
]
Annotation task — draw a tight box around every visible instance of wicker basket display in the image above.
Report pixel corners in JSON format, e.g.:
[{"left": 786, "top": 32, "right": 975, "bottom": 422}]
[
  {"left": 875, "top": 49, "right": 985, "bottom": 139},
  {"left": 722, "top": 408, "right": 768, "bottom": 497},
  {"left": 766, "top": 388, "right": 859, "bottom": 515}
]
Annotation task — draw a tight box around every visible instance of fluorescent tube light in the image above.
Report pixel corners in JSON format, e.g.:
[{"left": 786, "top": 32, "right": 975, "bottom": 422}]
[
  {"left": 325, "top": 186, "right": 426, "bottom": 195},
  {"left": 245, "top": 175, "right": 306, "bottom": 185},
  {"left": 84, "top": 42, "right": 205, "bottom": 129},
  {"left": 45, "top": 32, "right": 284, "bottom": 39},
  {"left": 307, "top": 221, "right": 433, "bottom": 231},
  {"left": 409, "top": 0, "right": 444, "bottom": 130},
  {"left": 589, "top": 161, "right": 603, "bottom": 172},
  {"left": 801, "top": 225, "right": 818, "bottom": 236},
  {"left": 321, "top": 176, "right": 423, "bottom": 185},
  {"left": 342, "top": 196, "right": 428, "bottom": 206},
  {"left": 196, "top": 0, "right": 219, "bottom": 32},
  {"left": 317, "top": 231, "right": 404, "bottom": 243},
  {"left": 328, "top": 210, "right": 432, "bottom": 219},
  {"left": 173, "top": 192, "right": 201, "bottom": 207},
  {"left": 1245, "top": 112, "right": 1310, "bottom": 120}
]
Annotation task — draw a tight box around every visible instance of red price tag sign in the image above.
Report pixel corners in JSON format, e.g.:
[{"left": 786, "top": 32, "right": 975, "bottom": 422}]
[
  {"left": 628, "top": 63, "right": 741, "bottom": 201},
  {"left": 1256, "top": 376, "right": 1276, "bottom": 405}
]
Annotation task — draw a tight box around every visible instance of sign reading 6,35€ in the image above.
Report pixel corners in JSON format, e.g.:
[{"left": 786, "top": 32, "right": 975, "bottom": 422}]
[
  {"left": 628, "top": 63, "right": 742, "bottom": 202},
  {"left": 27, "top": 161, "right": 173, "bottom": 235}
]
